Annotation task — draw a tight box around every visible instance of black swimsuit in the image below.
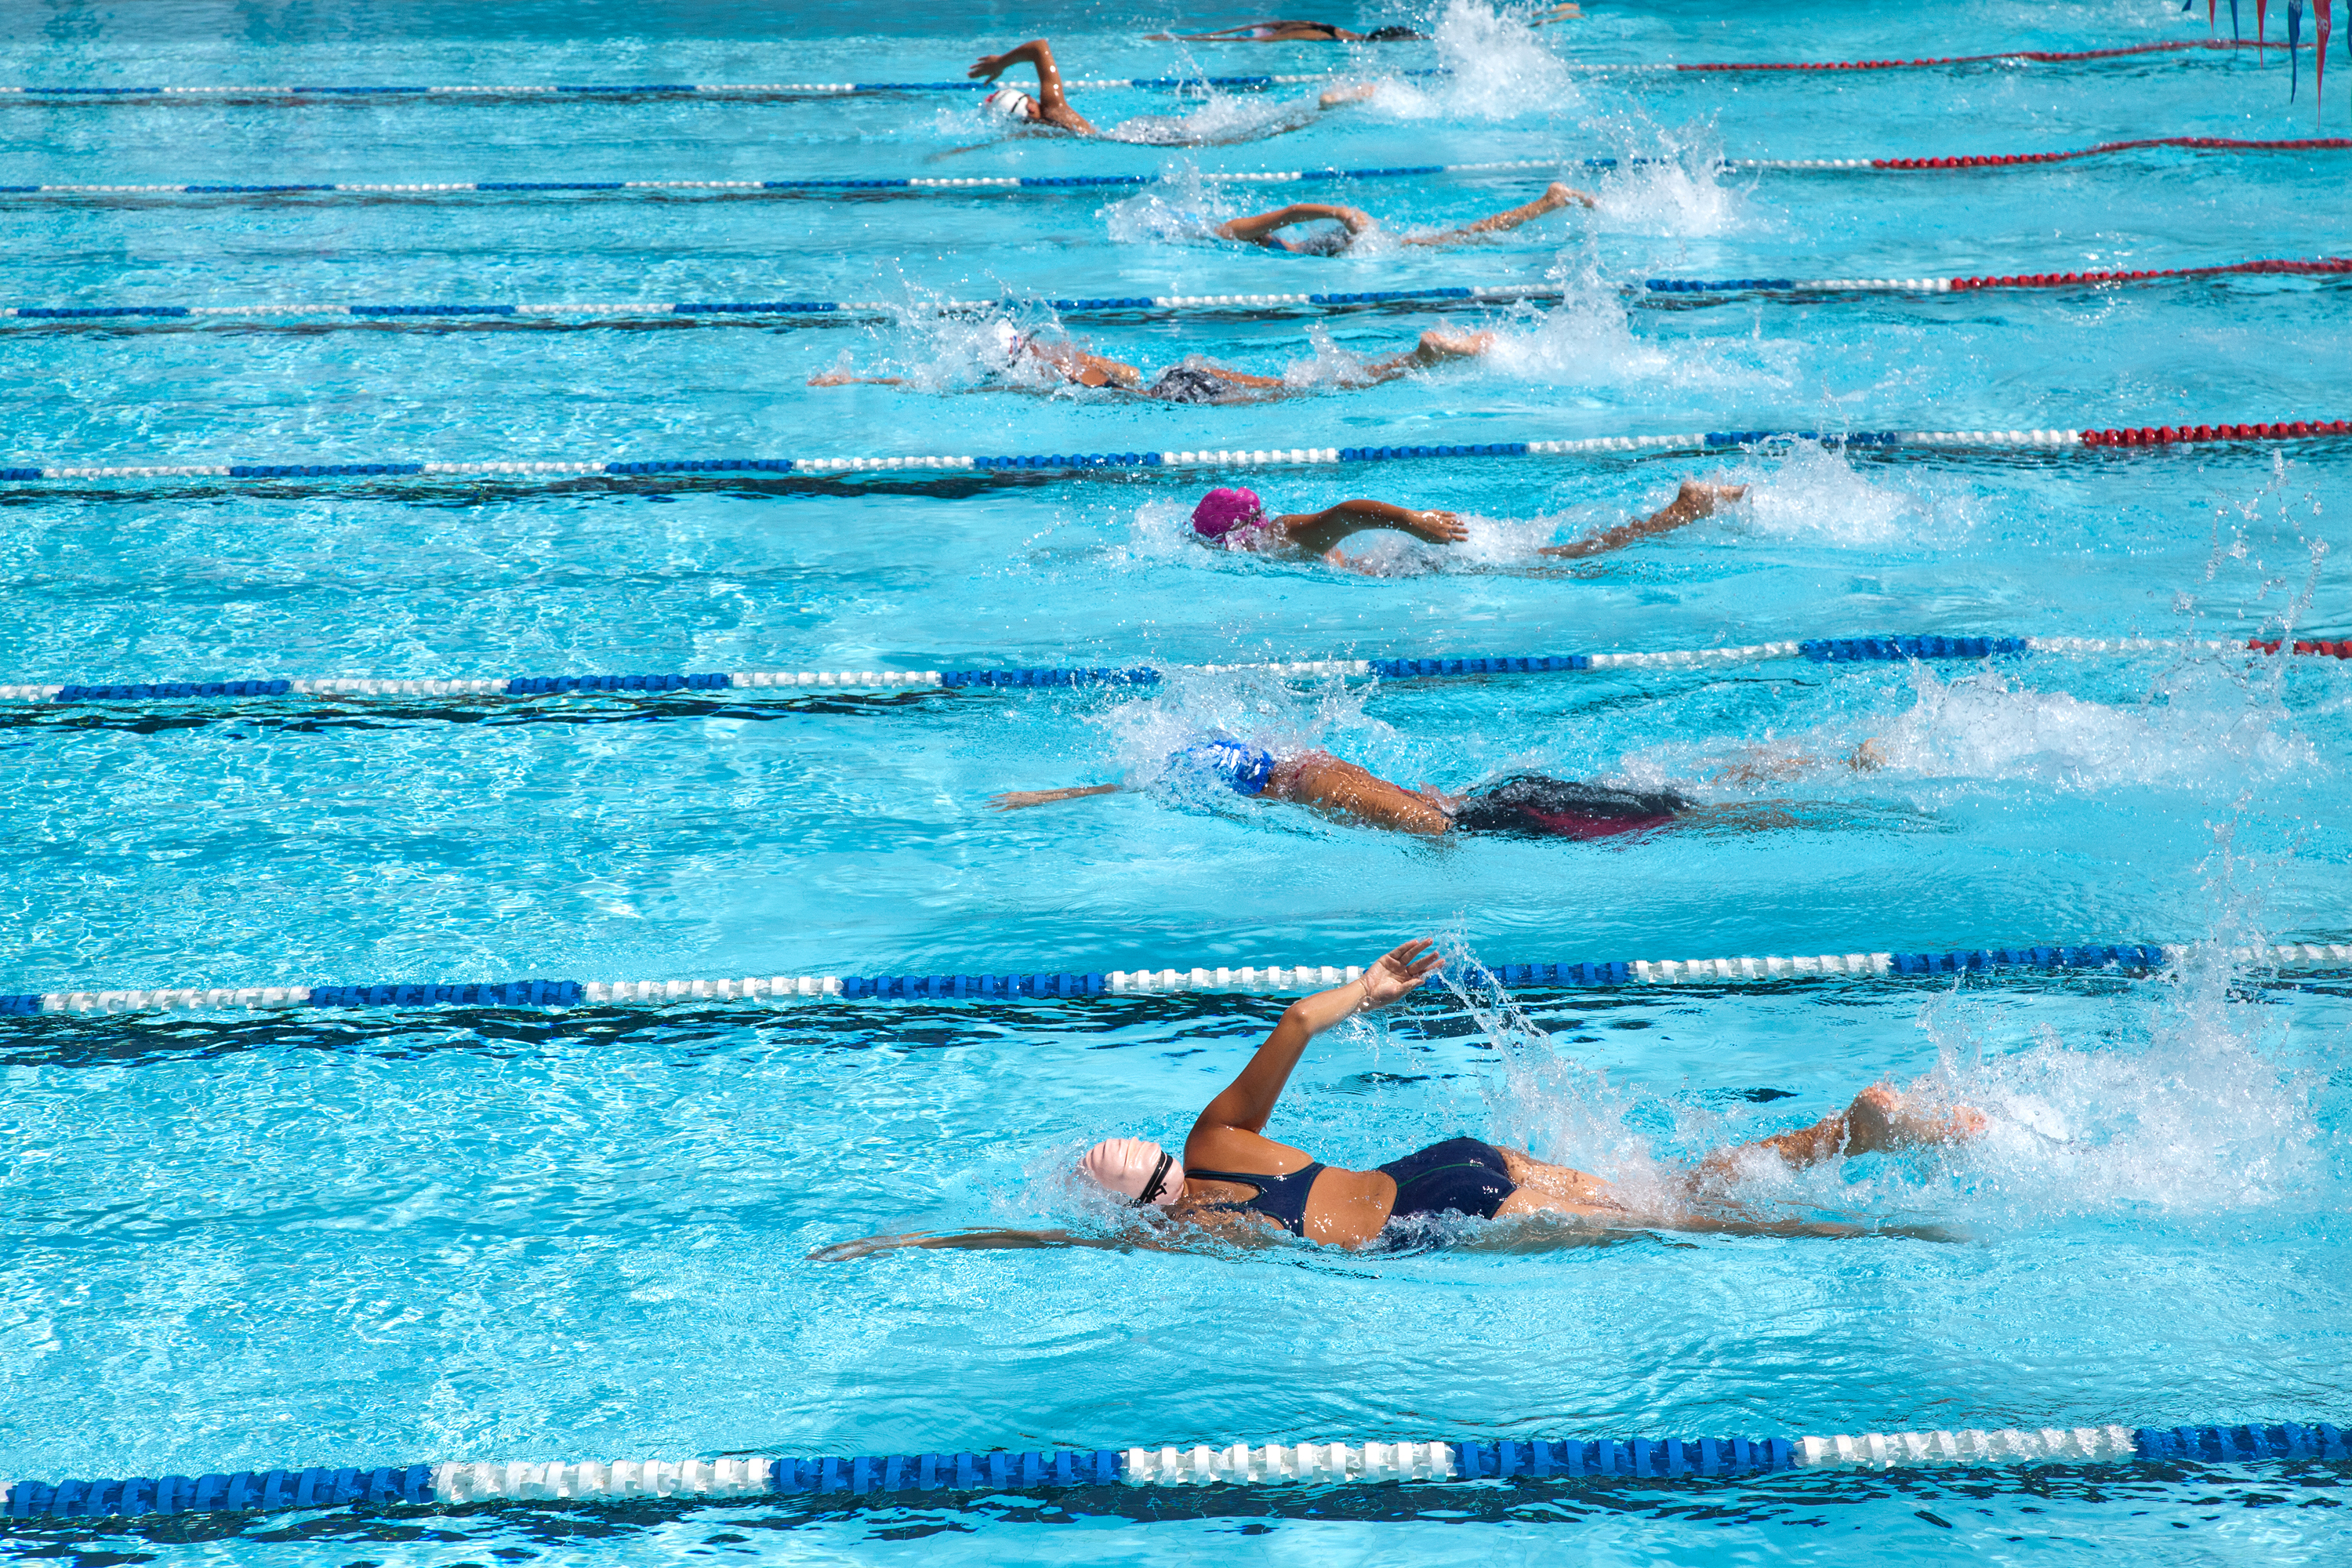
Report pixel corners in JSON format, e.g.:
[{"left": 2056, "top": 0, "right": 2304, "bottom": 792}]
[{"left": 1189, "top": 1138, "right": 1518, "bottom": 1237}]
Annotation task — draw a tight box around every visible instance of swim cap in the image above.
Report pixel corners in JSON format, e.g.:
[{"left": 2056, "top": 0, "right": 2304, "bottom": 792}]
[
  {"left": 1080, "top": 1137, "right": 1184, "bottom": 1207},
  {"left": 1172, "top": 738, "right": 1277, "bottom": 797},
  {"left": 982, "top": 85, "right": 1040, "bottom": 120},
  {"left": 1191, "top": 487, "right": 1265, "bottom": 539}
]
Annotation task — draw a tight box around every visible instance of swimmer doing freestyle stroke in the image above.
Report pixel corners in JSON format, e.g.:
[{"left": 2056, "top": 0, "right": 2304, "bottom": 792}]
[
  {"left": 1186, "top": 477, "right": 1744, "bottom": 569},
  {"left": 813, "top": 939, "right": 1983, "bottom": 1259},
  {"left": 967, "top": 37, "right": 1378, "bottom": 142},
  {"left": 810, "top": 324, "right": 1495, "bottom": 404},
  {"left": 1145, "top": 5, "right": 1581, "bottom": 42},
  {"left": 992, "top": 728, "right": 1885, "bottom": 840}
]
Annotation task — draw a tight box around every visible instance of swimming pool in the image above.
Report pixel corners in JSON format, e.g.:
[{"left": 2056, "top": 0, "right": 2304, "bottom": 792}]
[{"left": 2, "top": 0, "right": 2349, "bottom": 1561}]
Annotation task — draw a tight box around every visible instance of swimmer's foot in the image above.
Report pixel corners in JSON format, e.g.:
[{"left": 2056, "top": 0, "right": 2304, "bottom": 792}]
[
  {"left": 1412, "top": 328, "right": 1496, "bottom": 366},
  {"left": 1542, "top": 180, "right": 1599, "bottom": 211},
  {"left": 1842, "top": 1084, "right": 1986, "bottom": 1155}
]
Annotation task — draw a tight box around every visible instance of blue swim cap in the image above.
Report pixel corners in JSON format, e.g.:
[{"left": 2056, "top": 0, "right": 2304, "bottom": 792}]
[{"left": 1171, "top": 739, "right": 1277, "bottom": 797}]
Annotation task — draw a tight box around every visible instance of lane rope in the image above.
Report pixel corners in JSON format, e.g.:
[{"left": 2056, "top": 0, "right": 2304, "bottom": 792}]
[
  {"left": 6, "top": 417, "right": 2347, "bottom": 488},
  {"left": 14, "top": 257, "right": 2347, "bottom": 331},
  {"left": 11, "top": 942, "right": 2352, "bottom": 1019},
  {"left": 8, "top": 139, "right": 2347, "bottom": 201},
  {"left": 8, "top": 634, "right": 2350, "bottom": 713},
  {"left": 1, "top": 1422, "right": 2343, "bottom": 1520},
  {"left": 0, "top": 41, "right": 2275, "bottom": 101}
]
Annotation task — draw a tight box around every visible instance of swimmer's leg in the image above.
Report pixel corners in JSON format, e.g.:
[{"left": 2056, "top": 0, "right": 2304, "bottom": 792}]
[
  {"left": 1697, "top": 1083, "right": 1985, "bottom": 1183},
  {"left": 1407, "top": 182, "right": 1596, "bottom": 247},
  {"left": 1540, "top": 479, "right": 1747, "bottom": 559},
  {"left": 1355, "top": 328, "right": 1497, "bottom": 387},
  {"left": 1490, "top": 1146, "right": 1623, "bottom": 1217}
]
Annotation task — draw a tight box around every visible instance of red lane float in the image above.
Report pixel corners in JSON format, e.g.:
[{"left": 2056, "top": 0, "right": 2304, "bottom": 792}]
[
  {"left": 1669, "top": 40, "right": 2267, "bottom": 72},
  {"left": 2076, "top": 419, "right": 2352, "bottom": 447},
  {"left": 2249, "top": 640, "right": 2352, "bottom": 657},
  {"left": 1950, "top": 256, "right": 2352, "bottom": 289},
  {"left": 1873, "top": 135, "right": 2352, "bottom": 170}
]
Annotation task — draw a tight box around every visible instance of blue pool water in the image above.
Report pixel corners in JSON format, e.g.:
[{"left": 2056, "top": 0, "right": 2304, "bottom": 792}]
[{"left": 3, "top": 0, "right": 2350, "bottom": 1562}]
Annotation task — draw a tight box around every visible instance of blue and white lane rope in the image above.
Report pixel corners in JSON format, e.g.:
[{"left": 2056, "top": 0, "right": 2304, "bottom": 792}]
[
  {"left": 11, "top": 139, "right": 2347, "bottom": 201},
  {"left": 16, "top": 633, "right": 2348, "bottom": 711},
  {"left": 12, "top": 417, "right": 2350, "bottom": 487},
  {"left": 2, "top": 1424, "right": 2343, "bottom": 1521},
  {"left": 0, "top": 156, "right": 1577, "bottom": 199},
  {"left": 19, "top": 256, "right": 2347, "bottom": 328},
  {"left": 0, "top": 72, "right": 1379, "bottom": 100},
  {"left": 13, "top": 942, "right": 2352, "bottom": 1019},
  {"left": 0, "top": 283, "right": 1564, "bottom": 325}
]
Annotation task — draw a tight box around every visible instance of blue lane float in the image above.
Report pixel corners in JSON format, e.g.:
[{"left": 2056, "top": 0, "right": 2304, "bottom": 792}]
[
  {"left": 3, "top": 1423, "right": 2343, "bottom": 1522},
  {"left": 14, "top": 940, "right": 2352, "bottom": 1020}
]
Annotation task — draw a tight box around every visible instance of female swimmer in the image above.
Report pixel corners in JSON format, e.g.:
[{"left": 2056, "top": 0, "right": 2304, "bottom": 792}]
[
  {"left": 810, "top": 325, "right": 1495, "bottom": 405},
  {"left": 1187, "top": 478, "right": 1744, "bottom": 568},
  {"left": 1146, "top": 19, "right": 1428, "bottom": 42},
  {"left": 968, "top": 37, "right": 1376, "bottom": 138},
  {"left": 1214, "top": 183, "right": 1595, "bottom": 254},
  {"left": 814, "top": 939, "right": 1982, "bottom": 1258},
  {"left": 993, "top": 739, "right": 1709, "bottom": 839}
]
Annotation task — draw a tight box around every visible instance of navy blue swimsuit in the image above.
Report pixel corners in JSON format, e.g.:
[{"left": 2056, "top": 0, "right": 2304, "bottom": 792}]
[{"left": 1189, "top": 1138, "right": 1517, "bottom": 1236}]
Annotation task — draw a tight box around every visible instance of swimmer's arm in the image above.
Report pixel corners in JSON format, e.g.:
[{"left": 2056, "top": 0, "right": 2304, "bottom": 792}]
[
  {"left": 1214, "top": 203, "right": 1374, "bottom": 243},
  {"left": 989, "top": 783, "right": 1123, "bottom": 810},
  {"left": 808, "top": 1228, "right": 1168, "bottom": 1261},
  {"left": 808, "top": 372, "right": 904, "bottom": 387},
  {"left": 969, "top": 39, "right": 1093, "bottom": 133},
  {"left": 1538, "top": 480, "right": 1745, "bottom": 558},
  {"left": 1189, "top": 940, "right": 1443, "bottom": 1137},
  {"left": 1273, "top": 499, "right": 1467, "bottom": 554}
]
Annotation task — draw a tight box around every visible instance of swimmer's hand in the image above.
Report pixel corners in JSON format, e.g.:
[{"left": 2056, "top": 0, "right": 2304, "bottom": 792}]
[
  {"left": 1359, "top": 938, "right": 1444, "bottom": 1007},
  {"left": 1847, "top": 737, "right": 1886, "bottom": 772},
  {"left": 1404, "top": 508, "right": 1468, "bottom": 544},
  {"left": 989, "top": 783, "right": 1123, "bottom": 811},
  {"left": 968, "top": 53, "right": 1012, "bottom": 81},
  {"left": 1544, "top": 180, "right": 1599, "bottom": 211},
  {"left": 1317, "top": 82, "right": 1379, "bottom": 109}
]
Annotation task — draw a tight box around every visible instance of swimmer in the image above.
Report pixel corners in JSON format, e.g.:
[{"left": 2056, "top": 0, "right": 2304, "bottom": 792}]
[
  {"left": 1189, "top": 478, "right": 1745, "bottom": 568},
  {"left": 968, "top": 37, "right": 1377, "bottom": 138},
  {"left": 813, "top": 938, "right": 1985, "bottom": 1258},
  {"left": 992, "top": 725, "right": 1887, "bottom": 839},
  {"left": 1145, "top": 19, "right": 1427, "bottom": 42},
  {"left": 1214, "top": 183, "right": 1595, "bottom": 255},
  {"left": 810, "top": 325, "right": 1496, "bottom": 404}
]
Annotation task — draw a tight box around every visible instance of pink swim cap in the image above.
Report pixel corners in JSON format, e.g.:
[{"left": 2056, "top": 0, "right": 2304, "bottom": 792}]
[
  {"left": 1079, "top": 1137, "right": 1184, "bottom": 1206},
  {"left": 1191, "top": 487, "right": 1266, "bottom": 539}
]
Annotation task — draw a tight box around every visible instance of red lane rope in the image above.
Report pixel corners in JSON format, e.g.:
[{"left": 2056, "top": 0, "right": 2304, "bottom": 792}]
[
  {"left": 1670, "top": 39, "right": 2268, "bottom": 72},
  {"left": 1952, "top": 256, "right": 2352, "bottom": 289},
  {"left": 2078, "top": 419, "right": 2351, "bottom": 448},
  {"left": 2249, "top": 639, "right": 2352, "bottom": 657},
  {"left": 1872, "top": 135, "right": 2352, "bottom": 169}
]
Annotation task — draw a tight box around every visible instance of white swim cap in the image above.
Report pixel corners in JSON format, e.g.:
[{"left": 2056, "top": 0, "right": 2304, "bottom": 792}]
[
  {"left": 983, "top": 85, "right": 1040, "bottom": 121},
  {"left": 1080, "top": 1137, "right": 1184, "bottom": 1206}
]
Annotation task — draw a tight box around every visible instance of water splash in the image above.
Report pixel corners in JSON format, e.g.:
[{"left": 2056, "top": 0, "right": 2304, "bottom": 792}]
[
  {"left": 1718, "top": 439, "right": 1955, "bottom": 547},
  {"left": 1361, "top": 0, "right": 1586, "bottom": 122}
]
